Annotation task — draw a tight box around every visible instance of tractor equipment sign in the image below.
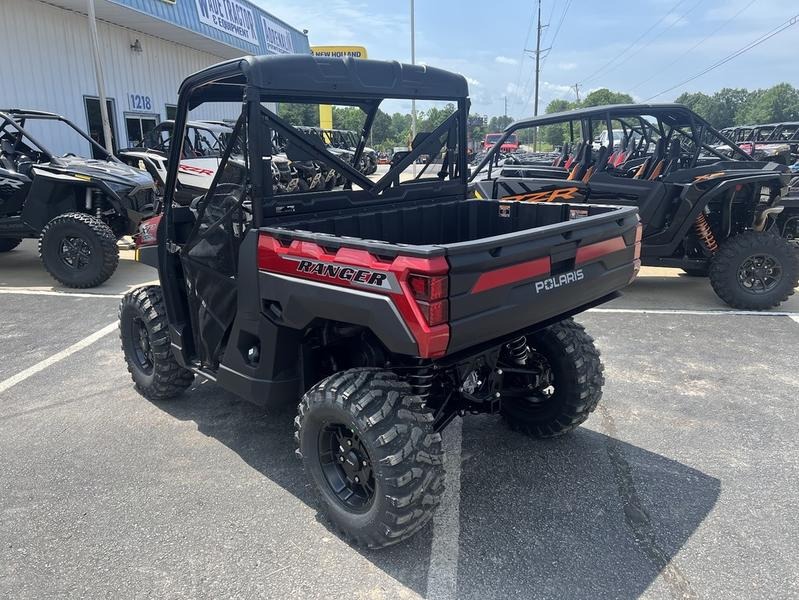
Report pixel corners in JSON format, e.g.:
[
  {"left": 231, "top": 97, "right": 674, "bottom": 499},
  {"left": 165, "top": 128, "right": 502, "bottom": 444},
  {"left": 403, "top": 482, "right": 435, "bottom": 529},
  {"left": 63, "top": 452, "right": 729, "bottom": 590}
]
[
  {"left": 261, "top": 16, "right": 294, "bottom": 54},
  {"left": 196, "top": 0, "right": 258, "bottom": 46}
]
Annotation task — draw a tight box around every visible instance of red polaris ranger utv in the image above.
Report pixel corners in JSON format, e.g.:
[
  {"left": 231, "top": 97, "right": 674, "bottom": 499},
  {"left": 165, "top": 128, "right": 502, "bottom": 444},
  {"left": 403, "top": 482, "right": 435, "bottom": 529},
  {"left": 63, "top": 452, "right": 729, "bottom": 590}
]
[{"left": 119, "top": 55, "right": 641, "bottom": 548}]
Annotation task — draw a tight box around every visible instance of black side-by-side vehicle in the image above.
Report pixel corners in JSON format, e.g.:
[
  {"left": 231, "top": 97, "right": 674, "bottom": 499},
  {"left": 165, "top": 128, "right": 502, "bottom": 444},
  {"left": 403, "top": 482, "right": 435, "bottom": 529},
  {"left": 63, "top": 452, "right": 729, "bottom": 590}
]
[
  {"left": 471, "top": 105, "right": 799, "bottom": 310},
  {"left": 0, "top": 110, "right": 155, "bottom": 287},
  {"left": 119, "top": 55, "right": 642, "bottom": 548}
]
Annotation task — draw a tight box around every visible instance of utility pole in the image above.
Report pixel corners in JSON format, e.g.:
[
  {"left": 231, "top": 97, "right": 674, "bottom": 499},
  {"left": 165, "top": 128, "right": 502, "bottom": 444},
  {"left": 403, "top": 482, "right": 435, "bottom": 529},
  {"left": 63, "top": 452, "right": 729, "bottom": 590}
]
[
  {"left": 524, "top": 0, "right": 548, "bottom": 151},
  {"left": 504, "top": 96, "right": 507, "bottom": 118},
  {"left": 573, "top": 83, "right": 581, "bottom": 102},
  {"left": 87, "top": 0, "right": 114, "bottom": 155}
]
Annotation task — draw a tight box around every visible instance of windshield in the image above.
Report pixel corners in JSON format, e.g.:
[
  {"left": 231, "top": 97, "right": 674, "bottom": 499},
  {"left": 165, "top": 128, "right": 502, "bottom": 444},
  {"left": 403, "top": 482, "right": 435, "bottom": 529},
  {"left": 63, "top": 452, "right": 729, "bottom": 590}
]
[{"left": 485, "top": 134, "right": 502, "bottom": 143}]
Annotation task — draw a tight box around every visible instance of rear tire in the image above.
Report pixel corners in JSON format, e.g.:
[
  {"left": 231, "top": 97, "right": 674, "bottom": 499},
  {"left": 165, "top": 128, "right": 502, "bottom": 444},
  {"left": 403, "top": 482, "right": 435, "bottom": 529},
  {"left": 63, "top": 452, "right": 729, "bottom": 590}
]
[
  {"left": 39, "top": 212, "right": 119, "bottom": 288},
  {"left": 709, "top": 232, "right": 799, "bottom": 310},
  {"left": 500, "top": 318, "right": 604, "bottom": 438},
  {"left": 119, "top": 285, "right": 194, "bottom": 401},
  {"left": 0, "top": 238, "right": 22, "bottom": 252},
  {"left": 295, "top": 369, "right": 444, "bottom": 548}
]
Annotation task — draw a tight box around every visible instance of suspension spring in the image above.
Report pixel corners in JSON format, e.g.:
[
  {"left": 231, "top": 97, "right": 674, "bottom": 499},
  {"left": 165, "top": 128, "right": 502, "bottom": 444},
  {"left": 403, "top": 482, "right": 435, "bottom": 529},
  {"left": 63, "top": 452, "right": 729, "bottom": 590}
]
[
  {"left": 506, "top": 336, "right": 530, "bottom": 365},
  {"left": 694, "top": 213, "right": 718, "bottom": 253},
  {"left": 408, "top": 369, "right": 434, "bottom": 403}
]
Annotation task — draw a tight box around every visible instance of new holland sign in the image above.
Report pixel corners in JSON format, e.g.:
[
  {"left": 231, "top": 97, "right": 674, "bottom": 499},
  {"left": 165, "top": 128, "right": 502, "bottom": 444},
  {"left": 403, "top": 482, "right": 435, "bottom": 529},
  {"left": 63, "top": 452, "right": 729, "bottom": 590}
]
[
  {"left": 311, "top": 46, "right": 368, "bottom": 59},
  {"left": 196, "top": 0, "right": 258, "bottom": 46},
  {"left": 311, "top": 47, "right": 368, "bottom": 129}
]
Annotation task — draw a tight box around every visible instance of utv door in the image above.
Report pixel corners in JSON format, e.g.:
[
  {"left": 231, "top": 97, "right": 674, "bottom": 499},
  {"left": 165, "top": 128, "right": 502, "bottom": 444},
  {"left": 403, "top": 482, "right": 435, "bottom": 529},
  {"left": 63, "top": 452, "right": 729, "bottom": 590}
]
[
  {"left": 177, "top": 118, "right": 249, "bottom": 369},
  {"left": 0, "top": 167, "right": 31, "bottom": 216}
]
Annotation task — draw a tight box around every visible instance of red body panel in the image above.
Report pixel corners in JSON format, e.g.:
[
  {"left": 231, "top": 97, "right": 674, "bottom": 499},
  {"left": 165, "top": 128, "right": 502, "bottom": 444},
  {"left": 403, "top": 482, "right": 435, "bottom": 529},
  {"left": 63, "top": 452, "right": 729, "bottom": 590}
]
[{"left": 257, "top": 234, "right": 450, "bottom": 358}]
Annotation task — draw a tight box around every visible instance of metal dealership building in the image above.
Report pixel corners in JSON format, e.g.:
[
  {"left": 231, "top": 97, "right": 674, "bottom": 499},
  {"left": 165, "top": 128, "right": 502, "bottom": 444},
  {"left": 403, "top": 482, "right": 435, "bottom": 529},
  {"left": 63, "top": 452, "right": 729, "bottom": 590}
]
[{"left": 0, "top": 0, "right": 310, "bottom": 155}]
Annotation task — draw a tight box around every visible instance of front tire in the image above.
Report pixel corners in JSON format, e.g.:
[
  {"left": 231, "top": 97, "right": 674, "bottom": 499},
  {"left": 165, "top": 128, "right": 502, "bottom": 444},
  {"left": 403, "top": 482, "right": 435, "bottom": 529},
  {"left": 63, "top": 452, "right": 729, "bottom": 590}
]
[
  {"left": 295, "top": 369, "right": 445, "bottom": 548},
  {"left": 39, "top": 212, "right": 119, "bottom": 288},
  {"left": 709, "top": 232, "right": 799, "bottom": 310},
  {"left": 119, "top": 286, "right": 194, "bottom": 401},
  {"left": 0, "top": 238, "right": 22, "bottom": 252},
  {"left": 500, "top": 318, "right": 604, "bottom": 438}
]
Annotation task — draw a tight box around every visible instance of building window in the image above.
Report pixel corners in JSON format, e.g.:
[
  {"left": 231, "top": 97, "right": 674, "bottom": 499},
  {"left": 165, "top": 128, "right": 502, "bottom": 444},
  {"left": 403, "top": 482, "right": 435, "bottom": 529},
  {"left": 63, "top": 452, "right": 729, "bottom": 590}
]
[
  {"left": 125, "top": 114, "right": 159, "bottom": 147},
  {"left": 165, "top": 105, "right": 177, "bottom": 121},
  {"left": 84, "top": 97, "right": 118, "bottom": 158}
]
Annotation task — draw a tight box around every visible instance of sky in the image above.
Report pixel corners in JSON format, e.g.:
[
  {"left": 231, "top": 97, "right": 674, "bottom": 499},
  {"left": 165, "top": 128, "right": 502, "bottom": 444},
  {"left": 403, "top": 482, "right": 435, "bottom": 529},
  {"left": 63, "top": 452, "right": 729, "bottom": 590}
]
[{"left": 257, "top": 0, "right": 798, "bottom": 119}]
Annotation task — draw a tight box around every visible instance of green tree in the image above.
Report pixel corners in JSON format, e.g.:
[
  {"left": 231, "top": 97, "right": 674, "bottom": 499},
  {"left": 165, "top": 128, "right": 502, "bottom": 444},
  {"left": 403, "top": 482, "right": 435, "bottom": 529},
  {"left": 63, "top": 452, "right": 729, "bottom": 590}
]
[
  {"left": 277, "top": 103, "right": 319, "bottom": 127},
  {"left": 487, "top": 115, "right": 514, "bottom": 132},
  {"left": 332, "top": 106, "right": 365, "bottom": 132},
  {"left": 580, "top": 88, "right": 634, "bottom": 107},
  {"left": 742, "top": 83, "right": 799, "bottom": 124}
]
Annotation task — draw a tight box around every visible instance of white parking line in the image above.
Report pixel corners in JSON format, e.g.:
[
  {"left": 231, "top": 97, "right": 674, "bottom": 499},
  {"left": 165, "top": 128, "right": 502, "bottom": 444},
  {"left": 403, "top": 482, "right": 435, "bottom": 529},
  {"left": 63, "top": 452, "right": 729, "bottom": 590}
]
[
  {"left": 589, "top": 307, "right": 799, "bottom": 317},
  {"left": 0, "top": 322, "right": 117, "bottom": 395},
  {"left": 0, "top": 288, "right": 123, "bottom": 299},
  {"left": 426, "top": 417, "right": 463, "bottom": 600},
  {"left": 791, "top": 315, "right": 799, "bottom": 326}
]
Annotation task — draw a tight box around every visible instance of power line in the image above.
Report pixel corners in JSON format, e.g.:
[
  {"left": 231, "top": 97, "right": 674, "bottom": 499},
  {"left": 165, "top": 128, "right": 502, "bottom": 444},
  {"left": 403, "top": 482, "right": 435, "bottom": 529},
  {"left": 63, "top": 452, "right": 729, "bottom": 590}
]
[
  {"left": 629, "top": 0, "right": 756, "bottom": 93},
  {"left": 594, "top": 0, "right": 706, "bottom": 81},
  {"left": 579, "top": 0, "right": 688, "bottom": 86},
  {"left": 644, "top": 13, "right": 799, "bottom": 101},
  {"left": 510, "top": 5, "right": 537, "bottom": 113},
  {"left": 540, "top": 0, "right": 573, "bottom": 69}
]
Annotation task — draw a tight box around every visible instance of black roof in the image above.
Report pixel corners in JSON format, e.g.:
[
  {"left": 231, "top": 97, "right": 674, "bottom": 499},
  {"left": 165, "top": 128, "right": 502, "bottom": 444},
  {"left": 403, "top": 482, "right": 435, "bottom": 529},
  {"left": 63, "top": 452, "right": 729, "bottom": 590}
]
[
  {"left": 182, "top": 54, "right": 468, "bottom": 106},
  {"left": 506, "top": 103, "right": 706, "bottom": 130}
]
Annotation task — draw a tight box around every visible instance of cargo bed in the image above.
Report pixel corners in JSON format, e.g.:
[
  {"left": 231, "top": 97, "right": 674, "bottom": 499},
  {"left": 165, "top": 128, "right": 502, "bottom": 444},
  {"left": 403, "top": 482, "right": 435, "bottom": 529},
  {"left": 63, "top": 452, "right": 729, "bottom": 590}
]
[{"left": 261, "top": 199, "right": 640, "bottom": 355}]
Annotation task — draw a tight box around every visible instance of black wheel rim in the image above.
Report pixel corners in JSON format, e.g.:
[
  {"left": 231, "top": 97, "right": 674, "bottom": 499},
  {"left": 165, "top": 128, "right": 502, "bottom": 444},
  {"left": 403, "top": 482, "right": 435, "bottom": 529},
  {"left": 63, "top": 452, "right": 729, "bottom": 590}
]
[
  {"left": 129, "top": 317, "right": 154, "bottom": 375},
  {"left": 737, "top": 253, "right": 782, "bottom": 294},
  {"left": 57, "top": 235, "right": 92, "bottom": 270},
  {"left": 500, "top": 350, "right": 557, "bottom": 413},
  {"left": 318, "top": 424, "right": 375, "bottom": 512}
]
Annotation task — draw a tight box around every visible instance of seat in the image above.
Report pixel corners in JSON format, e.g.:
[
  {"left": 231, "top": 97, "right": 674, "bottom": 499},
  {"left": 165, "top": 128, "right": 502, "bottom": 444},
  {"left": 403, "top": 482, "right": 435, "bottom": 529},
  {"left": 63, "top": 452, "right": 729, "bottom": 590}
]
[
  {"left": 0, "top": 139, "right": 17, "bottom": 171},
  {"left": 582, "top": 146, "right": 610, "bottom": 183},
  {"left": 567, "top": 144, "right": 591, "bottom": 181},
  {"left": 552, "top": 142, "right": 570, "bottom": 167},
  {"left": 660, "top": 139, "right": 683, "bottom": 177}
]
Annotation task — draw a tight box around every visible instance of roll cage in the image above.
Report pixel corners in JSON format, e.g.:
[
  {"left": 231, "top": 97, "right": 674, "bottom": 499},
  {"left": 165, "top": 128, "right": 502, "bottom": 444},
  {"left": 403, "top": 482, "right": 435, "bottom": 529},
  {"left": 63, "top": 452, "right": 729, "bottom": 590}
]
[
  {"left": 470, "top": 104, "right": 752, "bottom": 182},
  {"left": 163, "top": 55, "right": 469, "bottom": 234},
  {"left": 0, "top": 109, "right": 116, "bottom": 163}
]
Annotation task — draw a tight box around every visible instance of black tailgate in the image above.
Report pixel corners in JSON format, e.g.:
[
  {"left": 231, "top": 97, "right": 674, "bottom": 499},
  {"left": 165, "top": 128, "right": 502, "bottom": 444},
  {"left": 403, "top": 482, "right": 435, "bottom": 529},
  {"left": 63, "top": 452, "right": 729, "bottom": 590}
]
[{"left": 443, "top": 201, "right": 639, "bottom": 354}]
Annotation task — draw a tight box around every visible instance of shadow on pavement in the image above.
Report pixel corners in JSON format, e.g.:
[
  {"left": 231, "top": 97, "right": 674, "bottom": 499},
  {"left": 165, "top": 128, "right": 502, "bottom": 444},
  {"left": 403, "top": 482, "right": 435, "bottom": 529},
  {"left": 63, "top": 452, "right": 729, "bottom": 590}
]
[
  {"left": 0, "top": 239, "right": 156, "bottom": 294},
  {"left": 153, "top": 383, "right": 720, "bottom": 599}
]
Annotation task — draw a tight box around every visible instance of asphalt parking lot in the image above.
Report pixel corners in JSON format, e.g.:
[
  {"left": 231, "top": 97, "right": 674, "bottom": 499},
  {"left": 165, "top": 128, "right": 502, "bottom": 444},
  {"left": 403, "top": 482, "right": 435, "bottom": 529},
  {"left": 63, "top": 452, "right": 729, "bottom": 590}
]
[{"left": 1, "top": 240, "right": 798, "bottom": 599}]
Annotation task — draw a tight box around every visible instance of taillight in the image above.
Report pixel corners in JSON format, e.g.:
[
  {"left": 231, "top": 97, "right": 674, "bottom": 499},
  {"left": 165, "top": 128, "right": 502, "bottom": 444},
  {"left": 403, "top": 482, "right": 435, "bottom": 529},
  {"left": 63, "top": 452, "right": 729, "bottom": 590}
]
[
  {"left": 631, "top": 223, "right": 643, "bottom": 282},
  {"left": 407, "top": 274, "right": 449, "bottom": 326},
  {"left": 408, "top": 274, "right": 448, "bottom": 301},
  {"left": 634, "top": 223, "right": 642, "bottom": 261},
  {"left": 416, "top": 299, "right": 449, "bottom": 326},
  {"left": 135, "top": 215, "right": 161, "bottom": 247}
]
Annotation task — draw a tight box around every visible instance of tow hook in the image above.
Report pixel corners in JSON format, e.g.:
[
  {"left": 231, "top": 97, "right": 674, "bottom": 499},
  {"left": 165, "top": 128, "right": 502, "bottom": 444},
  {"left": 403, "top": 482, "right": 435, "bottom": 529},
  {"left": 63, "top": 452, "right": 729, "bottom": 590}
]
[{"left": 754, "top": 206, "right": 784, "bottom": 232}]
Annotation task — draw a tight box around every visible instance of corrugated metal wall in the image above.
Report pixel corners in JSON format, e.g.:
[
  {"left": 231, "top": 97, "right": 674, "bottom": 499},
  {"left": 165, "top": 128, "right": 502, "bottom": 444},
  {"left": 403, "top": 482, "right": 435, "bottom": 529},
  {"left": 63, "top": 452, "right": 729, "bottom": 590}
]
[
  {"left": 0, "top": 0, "right": 256, "bottom": 155},
  {"left": 111, "top": 0, "right": 310, "bottom": 56}
]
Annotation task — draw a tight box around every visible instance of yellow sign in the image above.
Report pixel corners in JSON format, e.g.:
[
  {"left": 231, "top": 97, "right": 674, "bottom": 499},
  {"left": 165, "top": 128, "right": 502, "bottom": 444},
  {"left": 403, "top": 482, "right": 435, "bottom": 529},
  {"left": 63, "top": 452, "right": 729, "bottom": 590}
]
[
  {"left": 311, "top": 46, "right": 368, "bottom": 129},
  {"left": 311, "top": 46, "right": 368, "bottom": 59}
]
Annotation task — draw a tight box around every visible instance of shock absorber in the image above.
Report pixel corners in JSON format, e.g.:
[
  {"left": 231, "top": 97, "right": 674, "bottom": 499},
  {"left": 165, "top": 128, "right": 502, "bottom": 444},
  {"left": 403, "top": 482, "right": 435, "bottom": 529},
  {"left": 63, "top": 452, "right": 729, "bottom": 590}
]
[
  {"left": 408, "top": 368, "right": 434, "bottom": 403},
  {"left": 506, "top": 336, "right": 530, "bottom": 365},
  {"left": 694, "top": 212, "right": 719, "bottom": 253}
]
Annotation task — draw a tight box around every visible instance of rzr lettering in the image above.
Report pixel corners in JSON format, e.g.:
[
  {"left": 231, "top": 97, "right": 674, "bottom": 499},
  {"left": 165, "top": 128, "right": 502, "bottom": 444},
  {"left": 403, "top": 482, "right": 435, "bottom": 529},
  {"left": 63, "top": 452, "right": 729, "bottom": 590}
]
[
  {"left": 296, "top": 260, "right": 388, "bottom": 288},
  {"left": 534, "top": 269, "right": 585, "bottom": 294},
  {"left": 0, "top": 177, "right": 24, "bottom": 190},
  {"left": 503, "top": 187, "right": 580, "bottom": 203}
]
